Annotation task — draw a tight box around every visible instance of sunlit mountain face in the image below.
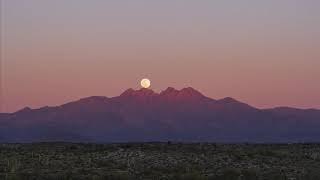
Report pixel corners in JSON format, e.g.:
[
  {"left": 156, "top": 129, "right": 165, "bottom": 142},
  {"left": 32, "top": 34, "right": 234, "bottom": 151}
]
[{"left": 1, "top": 87, "right": 320, "bottom": 143}]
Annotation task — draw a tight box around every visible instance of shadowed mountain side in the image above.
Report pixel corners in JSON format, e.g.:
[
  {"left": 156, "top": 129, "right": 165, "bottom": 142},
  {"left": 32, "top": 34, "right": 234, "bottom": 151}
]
[{"left": 0, "top": 87, "right": 320, "bottom": 142}]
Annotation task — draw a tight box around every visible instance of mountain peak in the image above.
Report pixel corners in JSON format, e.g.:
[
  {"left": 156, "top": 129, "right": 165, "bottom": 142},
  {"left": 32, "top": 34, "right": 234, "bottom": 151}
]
[
  {"left": 15, "top": 107, "right": 32, "bottom": 114},
  {"left": 120, "top": 88, "right": 158, "bottom": 97},
  {"left": 180, "top": 87, "right": 204, "bottom": 97},
  {"left": 119, "top": 87, "right": 205, "bottom": 101},
  {"left": 218, "top": 97, "right": 239, "bottom": 103},
  {"left": 160, "top": 87, "right": 179, "bottom": 96},
  {"left": 159, "top": 87, "right": 205, "bottom": 100}
]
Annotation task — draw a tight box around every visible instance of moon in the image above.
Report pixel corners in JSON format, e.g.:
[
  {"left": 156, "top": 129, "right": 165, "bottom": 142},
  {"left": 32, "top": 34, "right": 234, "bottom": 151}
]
[{"left": 140, "top": 78, "right": 151, "bottom": 88}]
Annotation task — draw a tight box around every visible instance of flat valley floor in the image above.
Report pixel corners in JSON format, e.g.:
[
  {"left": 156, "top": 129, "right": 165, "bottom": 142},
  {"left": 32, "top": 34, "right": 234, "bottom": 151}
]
[{"left": 0, "top": 143, "right": 320, "bottom": 180}]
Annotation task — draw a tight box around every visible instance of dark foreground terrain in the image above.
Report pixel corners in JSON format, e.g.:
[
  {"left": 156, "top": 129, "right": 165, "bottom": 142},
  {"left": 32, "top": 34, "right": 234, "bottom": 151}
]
[{"left": 0, "top": 143, "right": 320, "bottom": 180}]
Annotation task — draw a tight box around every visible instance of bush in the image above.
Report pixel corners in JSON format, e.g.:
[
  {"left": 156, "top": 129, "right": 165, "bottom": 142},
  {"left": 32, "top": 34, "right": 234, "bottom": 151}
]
[{"left": 215, "top": 168, "right": 241, "bottom": 180}]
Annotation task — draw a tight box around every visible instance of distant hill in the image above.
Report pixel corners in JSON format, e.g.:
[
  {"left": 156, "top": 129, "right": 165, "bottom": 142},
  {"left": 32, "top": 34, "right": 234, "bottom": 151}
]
[{"left": 1, "top": 87, "right": 320, "bottom": 142}]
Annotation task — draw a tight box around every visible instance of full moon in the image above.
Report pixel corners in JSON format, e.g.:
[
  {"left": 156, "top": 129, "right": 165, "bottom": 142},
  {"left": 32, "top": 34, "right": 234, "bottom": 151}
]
[{"left": 140, "top": 78, "right": 151, "bottom": 88}]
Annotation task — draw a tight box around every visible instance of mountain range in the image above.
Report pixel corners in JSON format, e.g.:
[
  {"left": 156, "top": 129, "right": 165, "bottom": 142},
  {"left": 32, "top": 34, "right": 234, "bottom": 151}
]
[{"left": 1, "top": 87, "right": 320, "bottom": 143}]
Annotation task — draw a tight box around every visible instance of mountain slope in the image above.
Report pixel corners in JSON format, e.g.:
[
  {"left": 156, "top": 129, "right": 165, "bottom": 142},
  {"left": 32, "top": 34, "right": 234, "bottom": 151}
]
[{"left": 0, "top": 87, "right": 320, "bottom": 142}]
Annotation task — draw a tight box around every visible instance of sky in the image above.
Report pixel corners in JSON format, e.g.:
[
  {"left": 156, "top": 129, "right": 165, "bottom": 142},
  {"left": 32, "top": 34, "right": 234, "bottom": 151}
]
[{"left": 1, "top": 0, "right": 320, "bottom": 113}]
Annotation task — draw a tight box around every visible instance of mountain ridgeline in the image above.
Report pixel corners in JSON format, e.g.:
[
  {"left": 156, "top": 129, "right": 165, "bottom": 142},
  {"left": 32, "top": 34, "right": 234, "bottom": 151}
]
[{"left": 1, "top": 87, "right": 320, "bottom": 143}]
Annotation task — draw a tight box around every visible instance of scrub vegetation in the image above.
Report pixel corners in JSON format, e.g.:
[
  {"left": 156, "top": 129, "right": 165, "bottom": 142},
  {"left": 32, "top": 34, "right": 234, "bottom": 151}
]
[{"left": 0, "top": 142, "right": 320, "bottom": 180}]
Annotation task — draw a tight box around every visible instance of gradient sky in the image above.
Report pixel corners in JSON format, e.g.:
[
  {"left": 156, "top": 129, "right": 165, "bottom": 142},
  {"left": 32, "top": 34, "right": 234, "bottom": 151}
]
[{"left": 1, "top": 0, "right": 320, "bottom": 112}]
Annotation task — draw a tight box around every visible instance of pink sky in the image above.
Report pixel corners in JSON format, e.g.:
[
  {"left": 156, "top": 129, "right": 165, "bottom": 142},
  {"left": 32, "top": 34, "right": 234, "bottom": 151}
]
[{"left": 1, "top": 1, "right": 320, "bottom": 112}]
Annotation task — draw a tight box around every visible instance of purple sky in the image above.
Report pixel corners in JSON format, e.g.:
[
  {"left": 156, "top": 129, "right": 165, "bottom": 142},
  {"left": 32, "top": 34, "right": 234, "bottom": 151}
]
[{"left": 1, "top": 0, "right": 320, "bottom": 112}]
